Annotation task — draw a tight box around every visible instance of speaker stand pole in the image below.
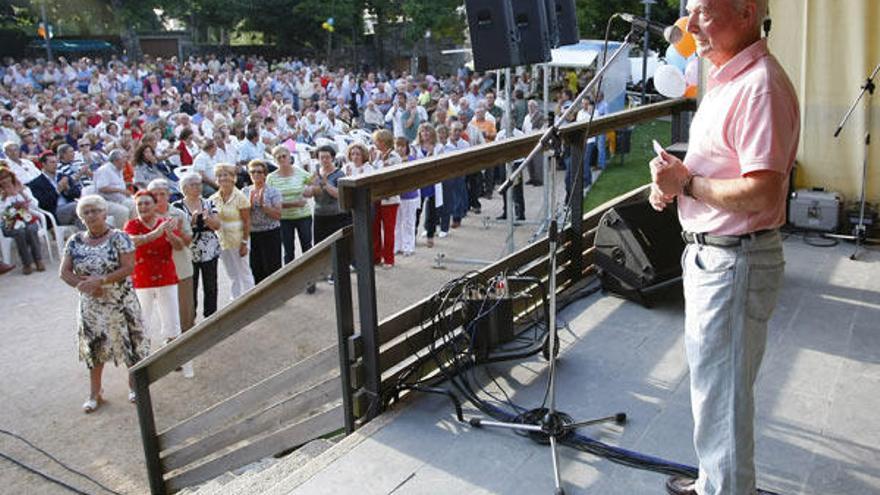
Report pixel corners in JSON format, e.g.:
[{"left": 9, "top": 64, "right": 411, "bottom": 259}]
[
  {"left": 505, "top": 67, "right": 516, "bottom": 254},
  {"left": 824, "top": 62, "right": 880, "bottom": 259},
  {"left": 470, "top": 30, "right": 638, "bottom": 495}
]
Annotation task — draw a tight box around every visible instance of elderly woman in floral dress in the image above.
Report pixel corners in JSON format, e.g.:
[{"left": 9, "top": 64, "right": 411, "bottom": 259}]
[{"left": 60, "top": 195, "right": 149, "bottom": 413}]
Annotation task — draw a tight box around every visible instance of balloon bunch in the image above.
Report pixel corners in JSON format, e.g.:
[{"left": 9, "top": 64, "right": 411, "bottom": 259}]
[
  {"left": 654, "top": 17, "right": 698, "bottom": 99},
  {"left": 321, "top": 17, "right": 335, "bottom": 33}
]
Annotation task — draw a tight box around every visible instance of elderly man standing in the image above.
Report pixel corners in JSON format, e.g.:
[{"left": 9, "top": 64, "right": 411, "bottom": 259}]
[
  {"left": 94, "top": 150, "right": 136, "bottom": 228},
  {"left": 650, "top": 1, "right": 799, "bottom": 494}
]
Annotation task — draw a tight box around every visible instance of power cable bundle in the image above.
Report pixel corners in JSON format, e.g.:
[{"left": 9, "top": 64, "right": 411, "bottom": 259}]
[
  {"left": 382, "top": 272, "right": 703, "bottom": 481},
  {"left": 0, "top": 428, "right": 123, "bottom": 495}
]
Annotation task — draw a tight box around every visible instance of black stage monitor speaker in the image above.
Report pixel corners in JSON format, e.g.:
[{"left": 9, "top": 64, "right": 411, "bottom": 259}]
[
  {"left": 549, "top": 0, "right": 579, "bottom": 47},
  {"left": 512, "top": 0, "right": 552, "bottom": 65},
  {"left": 594, "top": 199, "right": 684, "bottom": 307},
  {"left": 465, "top": 0, "right": 521, "bottom": 71}
]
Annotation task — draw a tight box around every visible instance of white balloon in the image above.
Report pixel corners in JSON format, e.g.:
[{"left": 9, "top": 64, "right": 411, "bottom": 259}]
[
  {"left": 685, "top": 57, "right": 699, "bottom": 86},
  {"left": 654, "top": 64, "right": 686, "bottom": 98}
]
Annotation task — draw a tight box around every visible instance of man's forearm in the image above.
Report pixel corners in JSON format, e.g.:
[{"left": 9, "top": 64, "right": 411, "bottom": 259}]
[{"left": 689, "top": 173, "right": 783, "bottom": 214}]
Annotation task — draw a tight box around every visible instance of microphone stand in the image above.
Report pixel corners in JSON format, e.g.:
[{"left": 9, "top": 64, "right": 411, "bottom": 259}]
[
  {"left": 469, "top": 29, "right": 639, "bottom": 495},
  {"left": 825, "top": 62, "right": 880, "bottom": 260}
]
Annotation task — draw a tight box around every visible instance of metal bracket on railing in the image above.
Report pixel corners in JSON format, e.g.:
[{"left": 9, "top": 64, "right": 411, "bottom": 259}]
[{"left": 432, "top": 252, "right": 493, "bottom": 270}]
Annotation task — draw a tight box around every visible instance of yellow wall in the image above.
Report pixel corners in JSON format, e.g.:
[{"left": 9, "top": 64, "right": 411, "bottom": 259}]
[{"left": 769, "top": 0, "right": 880, "bottom": 202}]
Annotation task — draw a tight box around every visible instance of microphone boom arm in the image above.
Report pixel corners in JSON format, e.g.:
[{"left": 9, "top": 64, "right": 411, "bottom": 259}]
[{"left": 498, "top": 30, "right": 638, "bottom": 195}]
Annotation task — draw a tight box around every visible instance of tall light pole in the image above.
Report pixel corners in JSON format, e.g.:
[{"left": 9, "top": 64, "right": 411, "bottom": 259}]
[
  {"left": 40, "top": 1, "right": 52, "bottom": 61},
  {"left": 424, "top": 29, "right": 431, "bottom": 74},
  {"left": 640, "top": 0, "right": 655, "bottom": 105}
]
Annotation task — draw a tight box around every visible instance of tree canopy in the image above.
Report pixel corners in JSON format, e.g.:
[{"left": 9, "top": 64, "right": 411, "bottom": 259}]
[{"left": 4, "top": 0, "right": 684, "bottom": 62}]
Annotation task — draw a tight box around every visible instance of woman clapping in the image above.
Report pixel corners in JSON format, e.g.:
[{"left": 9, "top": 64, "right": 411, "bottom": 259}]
[
  {"left": 243, "top": 160, "right": 282, "bottom": 284},
  {"left": 175, "top": 173, "right": 221, "bottom": 320},
  {"left": 267, "top": 146, "right": 313, "bottom": 265},
  {"left": 124, "top": 191, "right": 188, "bottom": 366},
  {"left": 210, "top": 163, "right": 255, "bottom": 298}
]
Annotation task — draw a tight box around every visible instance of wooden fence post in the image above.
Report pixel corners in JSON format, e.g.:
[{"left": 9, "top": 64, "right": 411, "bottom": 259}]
[
  {"left": 568, "top": 129, "right": 587, "bottom": 281},
  {"left": 132, "top": 368, "right": 166, "bottom": 495},
  {"left": 350, "top": 188, "right": 382, "bottom": 421},
  {"left": 332, "top": 230, "right": 356, "bottom": 434}
]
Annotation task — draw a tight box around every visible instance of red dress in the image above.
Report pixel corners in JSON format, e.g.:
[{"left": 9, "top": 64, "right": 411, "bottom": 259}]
[{"left": 124, "top": 218, "right": 179, "bottom": 289}]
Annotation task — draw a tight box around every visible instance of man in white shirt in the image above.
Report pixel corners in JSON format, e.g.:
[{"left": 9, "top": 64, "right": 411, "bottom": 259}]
[
  {"left": 93, "top": 150, "right": 136, "bottom": 227},
  {"left": 384, "top": 93, "right": 407, "bottom": 138},
  {"left": 495, "top": 121, "right": 526, "bottom": 221},
  {"left": 3, "top": 141, "right": 40, "bottom": 184},
  {"left": 192, "top": 139, "right": 221, "bottom": 195}
]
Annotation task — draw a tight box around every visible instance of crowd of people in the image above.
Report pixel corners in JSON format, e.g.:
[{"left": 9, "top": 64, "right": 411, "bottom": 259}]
[{"left": 0, "top": 52, "right": 611, "bottom": 411}]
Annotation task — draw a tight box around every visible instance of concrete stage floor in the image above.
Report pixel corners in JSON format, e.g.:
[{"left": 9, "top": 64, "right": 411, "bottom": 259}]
[{"left": 282, "top": 237, "right": 880, "bottom": 495}]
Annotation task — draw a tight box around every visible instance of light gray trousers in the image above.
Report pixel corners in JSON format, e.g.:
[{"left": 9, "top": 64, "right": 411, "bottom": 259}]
[{"left": 683, "top": 231, "right": 784, "bottom": 495}]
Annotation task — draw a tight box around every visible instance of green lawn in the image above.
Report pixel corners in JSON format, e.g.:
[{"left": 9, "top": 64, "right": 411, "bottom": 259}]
[{"left": 583, "top": 119, "right": 672, "bottom": 212}]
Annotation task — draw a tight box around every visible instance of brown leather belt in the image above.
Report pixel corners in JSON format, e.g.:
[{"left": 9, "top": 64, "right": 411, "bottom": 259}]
[{"left": 681, "top": 229, "right": 774, "bottom": 248}]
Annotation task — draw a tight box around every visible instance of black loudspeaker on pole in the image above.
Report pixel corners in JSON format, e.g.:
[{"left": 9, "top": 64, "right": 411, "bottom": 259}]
[
  {"left": 550, "top": 0, "right": 579, "bottom": 47},
  {"left": 465, "top": 0, "right": 579, "bottom": 72},
  {"left": 512, "top": 0, "right": 551, "bottom": 66},
  {"left": 465, "top": 0, "right": 521, "bottom": 72}
]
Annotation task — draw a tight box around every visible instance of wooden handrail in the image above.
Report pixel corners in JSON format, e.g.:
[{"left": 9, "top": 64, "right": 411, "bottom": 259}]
[
  {"left": 130, "top": 226, "right": 351, "bottom": 385},
  {"left": 337, "top": 99, "right": 695, "bottom": 209}
]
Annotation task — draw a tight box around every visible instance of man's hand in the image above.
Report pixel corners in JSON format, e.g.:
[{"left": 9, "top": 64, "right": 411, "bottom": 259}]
[
  {"left": 650, "top": 150, "right": 689, "bottom": 198},
  {"left": 649, "top": 184, "right": 675, "bottom": 212}
]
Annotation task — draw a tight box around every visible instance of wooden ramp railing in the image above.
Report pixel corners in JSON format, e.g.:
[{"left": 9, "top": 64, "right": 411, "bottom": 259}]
[
  {"left": 130, "top": 227, "right": 355, "bottom": 495},
  {"left": 338, "top": 98, "right": 695, "bottom": 422},
  {"left": 131, "top": 98, "right": 695, "bottom": 494}
]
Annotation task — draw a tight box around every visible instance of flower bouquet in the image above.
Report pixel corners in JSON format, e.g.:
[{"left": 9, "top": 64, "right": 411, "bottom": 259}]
[{"left": 2, "top": 203, "right": 34, "bottom": 230}]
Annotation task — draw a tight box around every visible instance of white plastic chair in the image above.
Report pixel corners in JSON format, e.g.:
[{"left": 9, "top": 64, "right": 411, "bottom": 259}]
[
  {"left": 333, "top": 135, "right": 352, "bottom": 155},
  {"left": 38, "top": 207, "right": 76, "bottom": 260},
  {"left": 31, "top": 210, "right": 56, "bottom": 263},
  {"left": 350, "top": 129, "right": 373, "bottom": 145},
  {"left": 0, "top": 233, "right": 12, "bottom": 264}
]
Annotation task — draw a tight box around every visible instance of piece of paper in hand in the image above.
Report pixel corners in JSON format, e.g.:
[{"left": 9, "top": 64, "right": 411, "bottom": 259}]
[{"left": 652, "top": 139, "right": 665, "bottom": 156}]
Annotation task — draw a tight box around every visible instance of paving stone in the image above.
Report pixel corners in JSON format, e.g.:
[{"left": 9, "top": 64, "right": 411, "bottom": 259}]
[{"left": 216, "top": 239, "right": 880, "bottom": 495}]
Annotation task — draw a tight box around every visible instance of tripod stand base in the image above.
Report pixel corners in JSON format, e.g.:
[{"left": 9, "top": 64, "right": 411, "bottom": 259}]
[{"left": 469, "top": 409, "right": 627, "bottom": 445}]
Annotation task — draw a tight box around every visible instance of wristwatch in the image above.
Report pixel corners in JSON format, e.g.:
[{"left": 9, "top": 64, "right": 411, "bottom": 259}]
[{"left": 683, "top": 173, "right": 698, "bottom": 198}]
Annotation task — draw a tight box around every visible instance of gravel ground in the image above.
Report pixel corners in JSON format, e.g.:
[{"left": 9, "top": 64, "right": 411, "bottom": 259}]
[{"left": 0, "top": 172, "right": 572, "bottom": 495}]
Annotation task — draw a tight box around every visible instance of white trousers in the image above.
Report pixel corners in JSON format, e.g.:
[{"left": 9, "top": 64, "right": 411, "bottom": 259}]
[
  {"left": 220, "top": 247, "right": 255, "bottom": 299},
  {"left": 394, "top": 198, "right": 419, "bottom": 254},
  {"left": 683, "top": 231, "right": 784, "bottom": 495},
  {"left": 135, "top": 284, "right": 181, "bottom": 344}
]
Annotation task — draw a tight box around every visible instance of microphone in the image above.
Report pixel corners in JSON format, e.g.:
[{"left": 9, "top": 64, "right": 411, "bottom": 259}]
[{"left": 618, "top": 13, "right": 683, "bottom": 44}]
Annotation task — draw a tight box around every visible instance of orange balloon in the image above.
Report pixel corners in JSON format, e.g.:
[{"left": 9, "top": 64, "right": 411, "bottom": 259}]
[
  {"left": 673, "top": 17, "right": 696, "bottom": 58},
  {"left": 684, "top": 84, "right": 698, "bottom": 99}
]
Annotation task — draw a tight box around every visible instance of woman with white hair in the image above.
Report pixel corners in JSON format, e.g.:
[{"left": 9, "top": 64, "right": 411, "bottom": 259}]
[
  {"left": 209, "top": 163, "right": 255, "bottom": 298},
  {"left": 174, "top": 172, "right": 221, "bottom": 319},
  {"left": 59, "top": 194, "right": 149, "bottom": 413}
]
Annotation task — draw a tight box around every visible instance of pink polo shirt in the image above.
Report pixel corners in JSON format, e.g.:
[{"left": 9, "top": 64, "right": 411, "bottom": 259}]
[{"left": 679, "top": 39, "right": 800, "bottom": 236}]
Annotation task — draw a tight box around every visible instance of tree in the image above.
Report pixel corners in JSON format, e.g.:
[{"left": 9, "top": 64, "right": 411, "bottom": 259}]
[{"left": 576, "top": 0, "right": 683, "bottom": 52}]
